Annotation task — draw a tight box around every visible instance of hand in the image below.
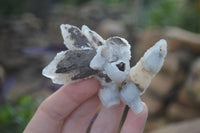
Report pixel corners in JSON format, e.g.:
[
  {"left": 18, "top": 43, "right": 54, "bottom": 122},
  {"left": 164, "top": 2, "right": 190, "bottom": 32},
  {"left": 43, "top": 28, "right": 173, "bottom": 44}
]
[{"left": 24, "top": 78, "right": 148, "bottom": 133}]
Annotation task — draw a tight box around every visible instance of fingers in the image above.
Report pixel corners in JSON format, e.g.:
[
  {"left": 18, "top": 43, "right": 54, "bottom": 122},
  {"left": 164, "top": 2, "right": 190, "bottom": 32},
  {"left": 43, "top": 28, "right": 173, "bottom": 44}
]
[
  {"left": 90, "top": 103, "right": 125, "bottom": 133},
  {"left": 120, "top": 103, "right": 148, "bottom": 133},
  {"left": 24, "top": 78, "right": 100, "bottom": 133},
  {"left": 61, "top": 95, "right": 100, "bottom": 133}
]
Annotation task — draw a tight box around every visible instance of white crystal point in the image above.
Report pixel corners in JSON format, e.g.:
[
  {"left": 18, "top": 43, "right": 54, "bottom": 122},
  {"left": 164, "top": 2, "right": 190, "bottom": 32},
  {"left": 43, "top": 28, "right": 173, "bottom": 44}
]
[
  {"left": 60, "top": 24, "right": 78, "bottom": 50},
  {"left": 120, "top": 81, "right": 144, "bottom": 114},
  {"left": 60, "top": 24, "right": 92, "bottom": 50},
  {"left": 42, "top": 51, "right": 75, "bottom": 84},
  {"left": 98, "top": 83, "right": 120, "bottom": 108},
  {"left": 90, "top": 45, "right": 106, "bottom": 70},
  {"left": 129, "top": 39, "right": 167, "bottom": 94},
  {"left": 81, "top": 25, "right": 105, "bottom": 48},
  {"left": 143, "top": 39, "right": 167, "bottom": 74}
]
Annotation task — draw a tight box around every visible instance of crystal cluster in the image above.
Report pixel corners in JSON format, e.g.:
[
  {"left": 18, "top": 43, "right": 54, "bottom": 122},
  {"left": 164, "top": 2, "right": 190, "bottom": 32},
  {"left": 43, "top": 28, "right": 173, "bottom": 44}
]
[{"left": 42, "top": 24, "right": 167, "bottom": 114}]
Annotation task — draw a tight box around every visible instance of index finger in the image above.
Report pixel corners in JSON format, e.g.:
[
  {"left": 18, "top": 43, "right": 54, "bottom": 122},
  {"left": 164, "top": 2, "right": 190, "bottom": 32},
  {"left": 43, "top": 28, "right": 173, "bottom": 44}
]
[{"left": 24, "top": 78, "right": 100, "bottom": 133}]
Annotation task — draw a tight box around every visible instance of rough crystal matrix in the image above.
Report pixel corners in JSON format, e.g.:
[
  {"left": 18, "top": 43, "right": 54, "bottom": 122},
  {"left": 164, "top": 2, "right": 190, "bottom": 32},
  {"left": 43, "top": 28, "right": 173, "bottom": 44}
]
[{"left": 42, "top": 24, "right": 167, "bottom": 114}]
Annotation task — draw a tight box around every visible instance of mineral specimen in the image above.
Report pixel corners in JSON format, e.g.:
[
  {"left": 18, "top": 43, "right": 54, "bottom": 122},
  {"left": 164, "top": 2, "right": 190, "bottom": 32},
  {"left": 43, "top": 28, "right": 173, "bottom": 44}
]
[{"left": 42, "top": 24, "right": 167, "bottom": 114}]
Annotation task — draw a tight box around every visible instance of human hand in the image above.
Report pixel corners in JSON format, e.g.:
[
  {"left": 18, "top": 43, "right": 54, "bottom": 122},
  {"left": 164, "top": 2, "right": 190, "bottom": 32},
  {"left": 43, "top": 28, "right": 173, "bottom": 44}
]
[{"left": 24, "top": 78, "right": 148, "bottom": 133}]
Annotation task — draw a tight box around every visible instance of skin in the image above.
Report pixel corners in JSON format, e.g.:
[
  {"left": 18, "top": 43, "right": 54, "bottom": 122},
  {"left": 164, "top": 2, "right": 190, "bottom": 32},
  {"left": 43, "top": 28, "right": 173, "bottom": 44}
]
[{"left": 24, "top": 78, "right": 148, "bottom": 133}]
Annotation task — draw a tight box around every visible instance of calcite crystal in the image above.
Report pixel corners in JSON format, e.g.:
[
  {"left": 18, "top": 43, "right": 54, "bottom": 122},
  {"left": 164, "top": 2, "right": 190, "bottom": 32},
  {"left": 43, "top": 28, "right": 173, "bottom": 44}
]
[{"left": 42, "top": 24, "right": 167, "bottom": 114}]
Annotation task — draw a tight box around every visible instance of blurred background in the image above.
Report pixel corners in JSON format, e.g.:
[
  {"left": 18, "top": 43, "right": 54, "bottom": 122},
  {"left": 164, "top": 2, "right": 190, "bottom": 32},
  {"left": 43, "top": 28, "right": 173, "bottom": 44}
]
[{"left": 0, "top": 0, "right": 200, "bottom": 132}]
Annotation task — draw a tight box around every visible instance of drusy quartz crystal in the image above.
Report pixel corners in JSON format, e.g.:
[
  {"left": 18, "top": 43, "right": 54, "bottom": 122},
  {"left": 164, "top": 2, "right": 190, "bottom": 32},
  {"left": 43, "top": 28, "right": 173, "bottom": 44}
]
[{"left": 42, "top": 24, "right": 167, "bottom": 114}]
